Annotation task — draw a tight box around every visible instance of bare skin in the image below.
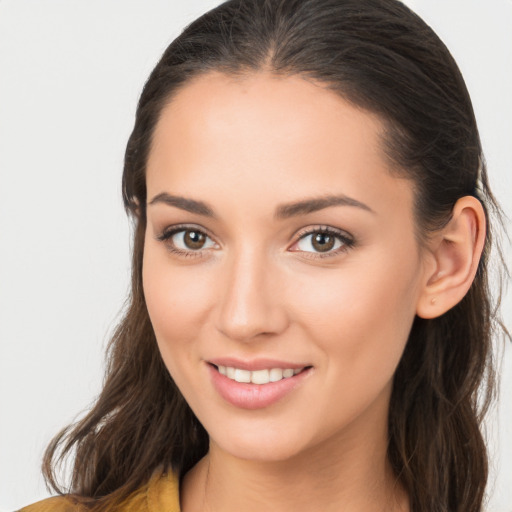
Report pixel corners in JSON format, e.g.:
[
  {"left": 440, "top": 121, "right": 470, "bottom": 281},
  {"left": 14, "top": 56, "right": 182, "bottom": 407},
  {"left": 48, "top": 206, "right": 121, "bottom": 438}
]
[{"left": 142, "top": 72, "right": 485, "bottom": 512}]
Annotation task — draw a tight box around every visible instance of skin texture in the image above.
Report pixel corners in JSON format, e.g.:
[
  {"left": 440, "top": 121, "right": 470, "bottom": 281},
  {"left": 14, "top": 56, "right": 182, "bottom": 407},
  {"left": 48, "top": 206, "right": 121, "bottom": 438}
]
[{"left": 142, "top": 72, "right": 486, "bottom": 512}]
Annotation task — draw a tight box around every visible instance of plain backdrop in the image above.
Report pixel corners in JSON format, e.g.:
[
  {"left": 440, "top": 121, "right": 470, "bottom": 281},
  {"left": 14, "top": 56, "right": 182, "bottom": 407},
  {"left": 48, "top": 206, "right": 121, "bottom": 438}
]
[{"left": 0, "top": 0, "right": 510, "bottom": 510}]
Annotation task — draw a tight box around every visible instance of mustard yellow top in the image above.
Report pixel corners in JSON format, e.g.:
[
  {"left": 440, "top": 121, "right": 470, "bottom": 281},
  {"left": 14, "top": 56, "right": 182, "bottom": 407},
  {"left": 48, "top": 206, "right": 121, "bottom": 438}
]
[{"left": 18, "top": 472, "right": 180, "bottom": 512}]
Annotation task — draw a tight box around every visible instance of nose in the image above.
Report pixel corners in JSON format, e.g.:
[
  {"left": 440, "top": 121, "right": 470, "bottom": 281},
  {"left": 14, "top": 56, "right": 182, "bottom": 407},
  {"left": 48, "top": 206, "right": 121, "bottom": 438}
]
[{"left": 215, "top": 247, "right": 289, "bottom": 343}]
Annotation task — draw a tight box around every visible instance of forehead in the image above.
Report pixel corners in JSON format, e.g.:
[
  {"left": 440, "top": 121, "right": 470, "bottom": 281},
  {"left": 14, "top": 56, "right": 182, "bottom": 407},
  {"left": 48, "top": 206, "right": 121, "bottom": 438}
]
[{"left": 146, "top": 71, "right": 413, "bottom": 221}]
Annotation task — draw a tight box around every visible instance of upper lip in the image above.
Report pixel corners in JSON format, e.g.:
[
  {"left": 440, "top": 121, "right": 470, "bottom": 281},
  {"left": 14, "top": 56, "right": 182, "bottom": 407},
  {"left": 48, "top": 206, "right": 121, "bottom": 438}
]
[{"left": 207, "top": 357, "right": 311, "bottom": 371}]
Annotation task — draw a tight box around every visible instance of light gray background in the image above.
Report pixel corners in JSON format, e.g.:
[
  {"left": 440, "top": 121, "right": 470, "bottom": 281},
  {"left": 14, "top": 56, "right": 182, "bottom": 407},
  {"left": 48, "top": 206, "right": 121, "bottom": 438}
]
[{"left": 0, "top": 1, "right": 510, "bottom": 510}]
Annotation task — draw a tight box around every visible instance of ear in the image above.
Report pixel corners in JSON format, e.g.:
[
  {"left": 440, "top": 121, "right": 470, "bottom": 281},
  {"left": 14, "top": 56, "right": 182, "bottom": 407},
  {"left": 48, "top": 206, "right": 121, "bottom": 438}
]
[
  {"left": 416, "top": 196, "right": 486, "bottom": 319},
  {"left": 129, "top": 197, "right": 142, "bottom": 219}
]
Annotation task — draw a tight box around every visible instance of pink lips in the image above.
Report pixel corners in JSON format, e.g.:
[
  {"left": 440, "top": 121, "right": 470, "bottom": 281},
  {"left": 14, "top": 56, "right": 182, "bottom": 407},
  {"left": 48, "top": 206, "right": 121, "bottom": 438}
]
[
  {"left": 207, "top": 359, "right": 312, "bottom": 410},
  {"left": 208, "top": 357, "right": 308, "bottom": 371}
]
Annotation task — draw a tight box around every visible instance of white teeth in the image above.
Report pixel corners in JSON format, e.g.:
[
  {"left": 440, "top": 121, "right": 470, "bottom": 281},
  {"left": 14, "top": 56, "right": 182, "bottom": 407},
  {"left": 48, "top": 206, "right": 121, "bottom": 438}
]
[
  {"left": 218, "top": 365, "right": 305, "bottom": 385},
  {"left": 234, "top": 369, "right": 251, "bottom": 383},
  {"left": 251, "top": 369, "right": 269, "bottom": 384},
  {"left": 269, "top": 368, "right": 283, "bottom": 382}
]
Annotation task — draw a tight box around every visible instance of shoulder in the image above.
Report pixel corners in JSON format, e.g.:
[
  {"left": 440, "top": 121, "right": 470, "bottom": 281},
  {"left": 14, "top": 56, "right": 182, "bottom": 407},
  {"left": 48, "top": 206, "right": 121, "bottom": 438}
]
[
  {"left": 146, "top": 470, "right": 181, "bottom": 512},
  {"left": 17, "top": 495, "right": 85, "bottom": 512},
  {"left": 17, "top": 471, "right": 181, "bottom": 512}
]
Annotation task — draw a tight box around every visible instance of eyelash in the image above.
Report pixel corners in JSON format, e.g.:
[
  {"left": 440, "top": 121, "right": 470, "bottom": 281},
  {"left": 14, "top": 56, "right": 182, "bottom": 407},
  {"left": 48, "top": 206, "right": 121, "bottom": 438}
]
[
  {"left": 156, "top": 224, "right": 355, "bottom": 260},
  {"left": 156, "top": 224, "right": 215, "bottom": 259},
  {"left": 293, "top": 226, "right": 355, "bottom": 259}
]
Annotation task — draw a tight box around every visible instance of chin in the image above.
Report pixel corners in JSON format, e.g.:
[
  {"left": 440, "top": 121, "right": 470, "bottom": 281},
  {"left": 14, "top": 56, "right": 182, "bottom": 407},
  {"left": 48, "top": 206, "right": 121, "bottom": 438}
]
[
  {"left": 205, "top": 417, "right": 319, "bottom": 463},
  {"left": 216, "top": 436, "right": 305, "bottom": 463}
]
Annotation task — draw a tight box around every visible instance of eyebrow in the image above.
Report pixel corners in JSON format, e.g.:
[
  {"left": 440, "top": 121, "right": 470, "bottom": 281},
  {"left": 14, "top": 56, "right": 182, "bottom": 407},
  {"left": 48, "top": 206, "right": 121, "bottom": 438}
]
[
  {"left": 149, "top": 193, "right": 216, "bottom": 217},
  {"left": 274, "top": 194, "right": 374, "bottom": 219},
  {"left": 148, "top": 192, "right": 374, "bottom": 219}
]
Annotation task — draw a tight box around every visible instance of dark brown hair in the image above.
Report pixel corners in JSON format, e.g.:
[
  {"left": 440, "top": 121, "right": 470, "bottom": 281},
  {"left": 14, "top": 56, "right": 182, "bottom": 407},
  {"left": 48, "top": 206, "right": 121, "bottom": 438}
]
[{"left": 43, "top": 1, "right": 508, "bottom": 510}]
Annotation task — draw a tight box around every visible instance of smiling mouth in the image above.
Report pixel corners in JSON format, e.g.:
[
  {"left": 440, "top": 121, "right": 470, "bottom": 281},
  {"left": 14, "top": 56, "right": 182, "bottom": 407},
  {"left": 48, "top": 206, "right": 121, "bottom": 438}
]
[{"left": 211, "top": 364, "right": 312, "bottom": 385}]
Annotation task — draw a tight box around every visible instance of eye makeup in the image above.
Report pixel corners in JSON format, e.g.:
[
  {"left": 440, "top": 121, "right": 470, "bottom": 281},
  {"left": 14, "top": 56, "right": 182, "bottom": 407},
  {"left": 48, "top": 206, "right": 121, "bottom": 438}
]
[
  {"left": 290, "top": 225, "right": 355, "bottom": 259},
  {"left": 155, "top": 224, "right": 218, "bottom": 259},
  {"left": 155, "top": 223, "right": 356, "bottom": 260}
]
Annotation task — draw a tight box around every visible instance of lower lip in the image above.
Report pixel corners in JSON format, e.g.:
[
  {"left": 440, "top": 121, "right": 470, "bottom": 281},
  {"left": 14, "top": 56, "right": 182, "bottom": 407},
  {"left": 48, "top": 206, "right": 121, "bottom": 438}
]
[{"left": 208, "top": 364, "right": 312, "bottom": 410}]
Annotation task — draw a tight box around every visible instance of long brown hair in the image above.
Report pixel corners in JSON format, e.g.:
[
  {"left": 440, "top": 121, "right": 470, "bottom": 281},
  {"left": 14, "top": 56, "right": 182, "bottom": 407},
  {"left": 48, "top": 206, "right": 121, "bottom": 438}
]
[{"left": 43, "top": 1, "right": 508, "bottom": 510}]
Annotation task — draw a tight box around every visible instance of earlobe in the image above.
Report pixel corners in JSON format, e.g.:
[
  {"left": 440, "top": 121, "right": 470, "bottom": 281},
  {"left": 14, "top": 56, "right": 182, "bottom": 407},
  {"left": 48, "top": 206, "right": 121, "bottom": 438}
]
[{"left": 416, "top": 196, "right": 486, "bottom": 319}]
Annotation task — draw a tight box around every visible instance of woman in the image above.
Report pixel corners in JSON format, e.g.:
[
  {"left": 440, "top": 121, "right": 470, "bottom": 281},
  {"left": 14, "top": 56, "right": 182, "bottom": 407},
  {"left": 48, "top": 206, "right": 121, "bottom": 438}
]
[{"left": 19, "top": 0, "right": 508, "bottom": 511}]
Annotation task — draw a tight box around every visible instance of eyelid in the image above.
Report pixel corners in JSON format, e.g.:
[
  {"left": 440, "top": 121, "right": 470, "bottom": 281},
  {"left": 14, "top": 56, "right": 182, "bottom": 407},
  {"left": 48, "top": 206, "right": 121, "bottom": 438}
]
[
  {"left": 294, "top": 225, "right": 353, "bottom": 241},
  {"left": 155, "top": 223, "right": 355, "bottom": 259},
  {"left": 289, "top": 225, "right": 355, "bottom": 258},
  {"left": 156, "top": 223, "right": 216, "bottom": 242},
  {"left": 155, "top": 224, "right": 219, "bottom": 259}
]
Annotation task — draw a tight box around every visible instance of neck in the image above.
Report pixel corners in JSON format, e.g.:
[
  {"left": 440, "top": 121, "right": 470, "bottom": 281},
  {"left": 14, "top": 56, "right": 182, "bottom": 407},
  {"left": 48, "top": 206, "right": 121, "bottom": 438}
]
[{"left": 181, "top": 402, "right": 409, "bottom": 512}]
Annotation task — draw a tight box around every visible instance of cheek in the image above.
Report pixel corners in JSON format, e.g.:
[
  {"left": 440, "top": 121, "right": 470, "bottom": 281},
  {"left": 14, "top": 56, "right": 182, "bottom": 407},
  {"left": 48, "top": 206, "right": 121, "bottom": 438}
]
[
  {"left": 142, "top": 240, "right": 215, "bottom": 366},
  {"left": 291, "top": 246, "right": 421, "bottom": 382}
]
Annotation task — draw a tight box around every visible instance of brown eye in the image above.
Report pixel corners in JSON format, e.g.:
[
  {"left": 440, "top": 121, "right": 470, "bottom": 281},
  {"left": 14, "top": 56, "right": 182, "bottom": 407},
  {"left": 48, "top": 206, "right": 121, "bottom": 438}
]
[
  {"left": 311, "top": 233, "right": 335, "bottom": 252},
  {"left": 183, "top": 230, "right": 206, "bottom": 249},
  {"left": 293, "top": 228, "right": 353, "bottom": 256},
  {"left": 160, "top": 227, "right": 217, "bottom": 254}
]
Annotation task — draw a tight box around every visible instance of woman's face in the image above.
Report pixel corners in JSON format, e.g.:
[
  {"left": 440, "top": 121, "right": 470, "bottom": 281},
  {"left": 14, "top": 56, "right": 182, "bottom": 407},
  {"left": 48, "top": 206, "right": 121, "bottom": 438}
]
[{"left": 143, "top": 72, "right": 430, "bottom": 462}]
